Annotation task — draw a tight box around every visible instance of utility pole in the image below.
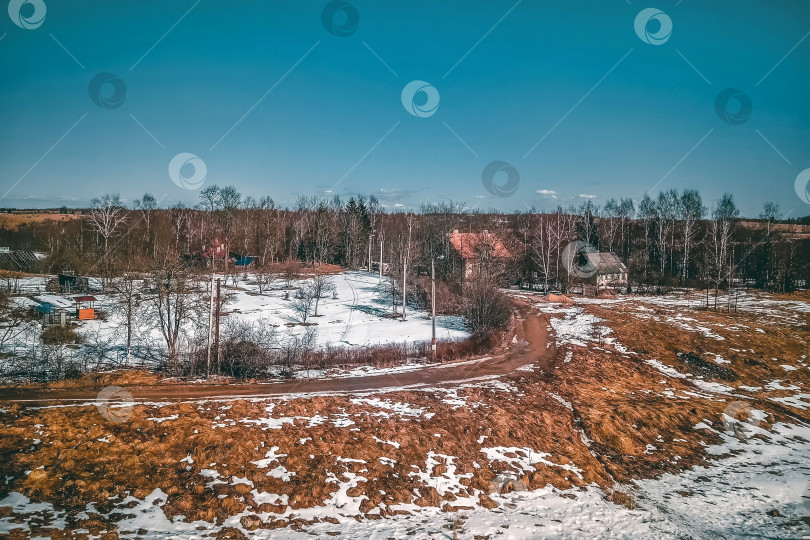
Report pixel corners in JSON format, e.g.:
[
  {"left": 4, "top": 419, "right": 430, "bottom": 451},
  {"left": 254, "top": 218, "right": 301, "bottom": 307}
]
[
  {"left": 215, "top": 278, "right": 221, "bottom": 373},
  {"left": 460, "top": 237, "right": 464, "bottom": 289},
  {"left": 379, "top": 237, "right": 384, "bottom": 280},
  {"left": 402, "top": 261, "right": 407, "bottom": 320},
  {"left": 206, "top": 263, "right": 214, "bottom": 378},
  {"left": 402, "top": 217, "right": 412, "bottom": 321},
  {"left": 431, "top": 257, "right": 437, "bottom": 362},
  {"left": 368, "top": 233, "right": 372, "bottom": 273}
]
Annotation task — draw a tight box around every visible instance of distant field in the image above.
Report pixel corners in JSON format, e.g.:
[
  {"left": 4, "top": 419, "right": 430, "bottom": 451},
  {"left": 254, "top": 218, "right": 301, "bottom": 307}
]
[{"left": 0, "top": 213, "right": 83, "bottom": 228}]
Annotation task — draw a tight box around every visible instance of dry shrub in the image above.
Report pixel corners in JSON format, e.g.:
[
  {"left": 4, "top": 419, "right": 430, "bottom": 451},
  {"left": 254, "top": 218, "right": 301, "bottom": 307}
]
[
  {"left": 609, "top": 490, "right": 636, "bottom": 509},
  {"left": 40, "top": 325, "right": 83, "bottom": 345},
  {"left": 27, "top": 369, "right": 161, "bottom": 390},
  {"left": 415, "top": 276, "right": 463, "bottom": 315},
  {"left": 544, "top": 293, "right": 574, "bottom": 304}
]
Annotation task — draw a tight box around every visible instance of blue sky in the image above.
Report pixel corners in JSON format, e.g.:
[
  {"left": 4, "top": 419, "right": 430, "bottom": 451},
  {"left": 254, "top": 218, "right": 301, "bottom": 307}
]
[{"left": 1, "top": 0, "right": 808, "bottom": 217}]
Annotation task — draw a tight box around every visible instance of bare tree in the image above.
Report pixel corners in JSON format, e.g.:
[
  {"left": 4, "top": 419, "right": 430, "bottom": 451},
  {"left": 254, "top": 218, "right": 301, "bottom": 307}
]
[
  {"left": 255, "top": 263, "right": 273, "bottom": 294},
  {"left": 283, "top": 259, "right": 300, "bottom": 289},
  {"left": 617, "top": 197, "right": 635, "bottom": 260},
  {"left": 218, "top": 185, "right": 242, "bottom": 272},
  {"left": 291, "top": 282, "right": 316, "bottom": 323},
  {"left": 601, "top": 199, "right": 621, "bottom": 254},
  {"left": 638, "top": 194, "right": 656, "bottom": 279},
  {"left": 0, "top": 289, "right": 29, "bottom": 352},
  {"left": 654, "top": 189, "right": 678, "bottom": 275},
  {"left": 110, "top": 274, "right": 143, "bottom": 362},
  {"left": 531, "top": 214, "right": 557, "bottom": 292},
  {"left": 310, "top": 275, "right": 335, "bottom": 317},
  {"left": 135, "top": 193, "right": 157, "bottom": 258},
  {"left": 759, "top": 202, "right": 781, "bottom": 236},
  {"left": 680, "top": 190, "right": 703, "bottom": 281},
  {"left": 148, "top": 262, "right": 204, "bottom": 370},
  {"left": 758, "top": 202, "right": 782, "bottom": 286},
  {"left": 87, "top": 194, "right": 128, "bottom": 285},
  {"left": 706, "top": 193, "right": 739, "bottom": 310}
]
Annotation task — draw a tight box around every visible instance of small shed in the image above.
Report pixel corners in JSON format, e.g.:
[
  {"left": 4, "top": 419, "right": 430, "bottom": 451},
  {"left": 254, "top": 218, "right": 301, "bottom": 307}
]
[
  {"left": 58, "top": 273, "right": 90, "bottom": 293},
  {"left": 34, "top": 300, "right": 68, "bottom": 325},
  {"left": 73, "top": 295, "right": 97, "bottom": 320},
  {"left": 233, "top": 254, "right": 255, "bottom": 267}
]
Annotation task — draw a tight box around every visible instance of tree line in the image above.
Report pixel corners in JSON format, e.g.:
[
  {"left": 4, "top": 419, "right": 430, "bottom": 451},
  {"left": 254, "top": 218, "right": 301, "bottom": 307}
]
[{"left": 1, "top": 187, "right": 806, "bottom": 296}]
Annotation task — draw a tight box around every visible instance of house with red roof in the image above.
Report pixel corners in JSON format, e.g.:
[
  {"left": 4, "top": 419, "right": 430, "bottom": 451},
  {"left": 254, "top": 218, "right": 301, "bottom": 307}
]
[{"left": 447, "top": 229, "right": 511, "bottom": 279}]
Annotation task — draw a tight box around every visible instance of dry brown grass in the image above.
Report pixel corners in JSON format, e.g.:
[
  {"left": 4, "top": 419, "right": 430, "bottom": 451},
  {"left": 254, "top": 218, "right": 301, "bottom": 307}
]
[
  {"left": 5, "top": 370, "right": 162, "bottom": 391},
  {"left": 0, "top": 380, "right": 607, "bottom": 535},
  {"left": 0, "top": 292, "right": 806, "bottom": 535},
  {"left": 0, "top": 213, "right": 83, "bottom": 228},
  {"left": 585, "top": 298, "right": 809, "bottom": 426}
]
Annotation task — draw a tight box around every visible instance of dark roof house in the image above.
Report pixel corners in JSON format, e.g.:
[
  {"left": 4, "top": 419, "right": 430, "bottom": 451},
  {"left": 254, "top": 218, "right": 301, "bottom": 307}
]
[
  {"left": 584, "top": 252, "right": 627, "bottom": 275},
  {"left": 583, "top": 252, "right": 628, "bottom": 289}
]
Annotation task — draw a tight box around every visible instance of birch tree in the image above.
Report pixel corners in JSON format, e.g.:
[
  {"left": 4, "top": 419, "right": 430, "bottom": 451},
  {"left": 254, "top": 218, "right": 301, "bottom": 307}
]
[
  {"left": 87, "top": 194, "right": 128, "bottom": 285},
  {"left": 679, "top": 190, "right": 703, "bottom": 281}
]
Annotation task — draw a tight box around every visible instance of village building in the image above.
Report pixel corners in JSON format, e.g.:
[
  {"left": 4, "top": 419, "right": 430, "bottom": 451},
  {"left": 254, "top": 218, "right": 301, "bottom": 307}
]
[
  {"left": 0, "top": 248, "right": 45, "bottom": 273},
  {"left": 57, "top": 272, "right": 91, "bottom": 294},
  {"left": 447, "top": 230, "right": 511, "bottom": 279},
  {"left": 583, "top": 252, "right": 628, "bottom": 290}
]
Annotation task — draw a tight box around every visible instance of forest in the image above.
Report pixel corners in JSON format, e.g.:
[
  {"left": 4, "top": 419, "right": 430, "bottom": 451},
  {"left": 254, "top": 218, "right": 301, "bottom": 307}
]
[{"left": 1, "top": 187, "right": 807, "bottom": 296}]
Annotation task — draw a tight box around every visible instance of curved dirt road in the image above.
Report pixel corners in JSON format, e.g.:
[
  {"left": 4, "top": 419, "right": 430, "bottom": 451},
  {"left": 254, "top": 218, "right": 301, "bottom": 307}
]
[{"left": 0, "top": 299, "right": 553, "bottom": 404}]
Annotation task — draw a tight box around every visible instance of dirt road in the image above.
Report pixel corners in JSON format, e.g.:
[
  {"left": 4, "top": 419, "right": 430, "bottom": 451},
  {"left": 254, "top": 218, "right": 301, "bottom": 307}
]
[{"left": 0, "top": 299, "right": 553, "bottom": 404}]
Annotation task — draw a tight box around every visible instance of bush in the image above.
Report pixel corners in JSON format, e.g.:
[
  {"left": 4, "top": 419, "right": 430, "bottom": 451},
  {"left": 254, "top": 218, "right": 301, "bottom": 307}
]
[
  {"left": 462, "top": 278, "right": 512, "bottom": 336},
  {"left": 414, "top": 276, "right": 463, "bottom": 315},
  {"left": 41, "top": 325, "right": 83, "bottom": 345},
  {"left": 219, "top": 340, "right": 265, "bottom": 378}
]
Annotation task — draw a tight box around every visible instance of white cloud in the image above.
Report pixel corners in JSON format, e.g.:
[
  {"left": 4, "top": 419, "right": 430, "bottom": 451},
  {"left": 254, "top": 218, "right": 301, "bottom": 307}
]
[
  {"left": 578, "top": 194, "right": 597, "bottom": 199},
  {"left": 536, "top": 189, "right": 557, "bottom": 199}
]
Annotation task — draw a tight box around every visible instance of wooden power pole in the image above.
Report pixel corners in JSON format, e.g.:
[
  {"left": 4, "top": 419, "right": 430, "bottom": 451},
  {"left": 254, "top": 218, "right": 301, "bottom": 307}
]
[
  {"left": 215, "top": 278, "right": 221, "bottom": 372},
  {"left": 431, "top": 257, "right": 437, "bottom": 362},
  {"left": 206, "top": 266, "right": 214, "bottom": 378}
]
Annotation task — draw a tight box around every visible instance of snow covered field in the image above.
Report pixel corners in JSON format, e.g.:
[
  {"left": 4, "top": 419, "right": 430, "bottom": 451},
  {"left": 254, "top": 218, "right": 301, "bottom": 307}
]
[
  {"left": 220, "top": 270, "right": 468, "bottom": 347},
  {"left": 3, "top": 271, "right": 469, "bottom": 371}
]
